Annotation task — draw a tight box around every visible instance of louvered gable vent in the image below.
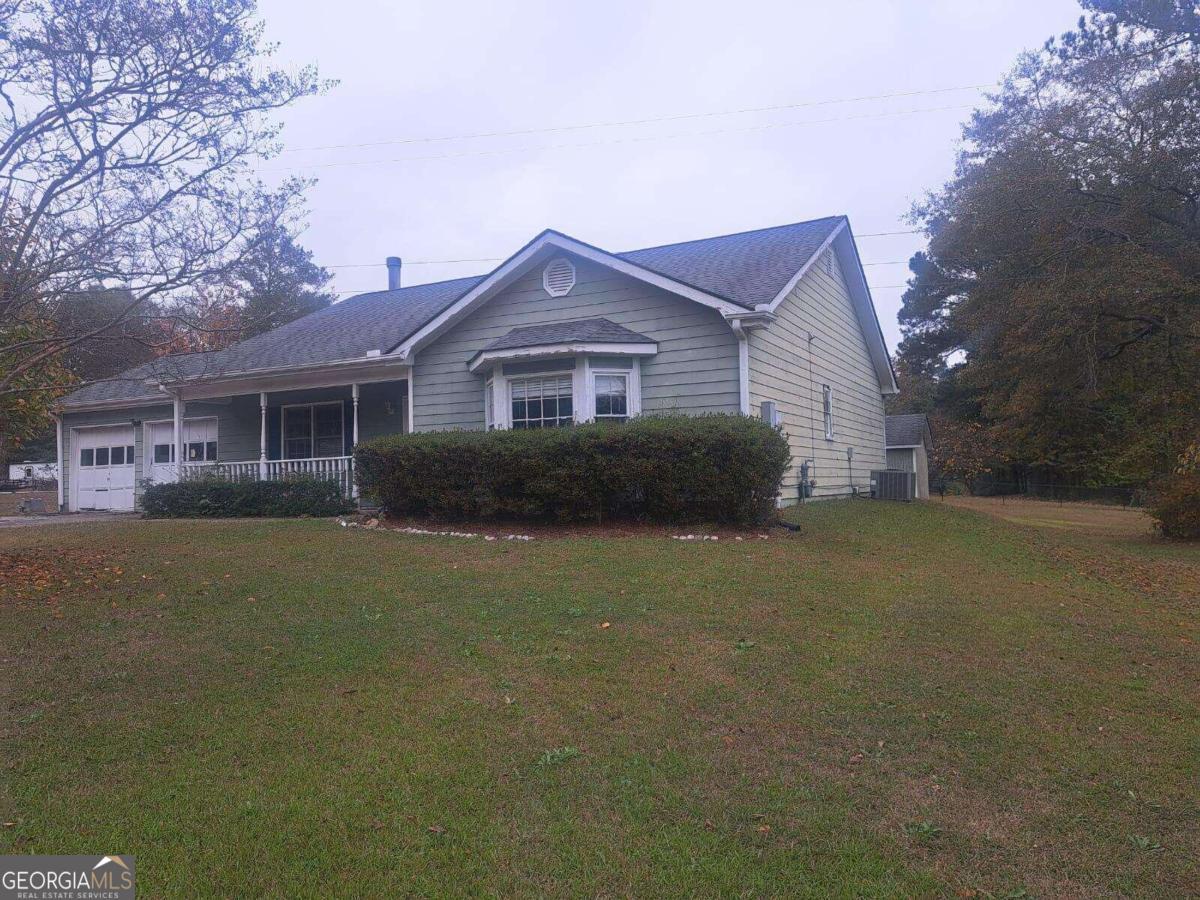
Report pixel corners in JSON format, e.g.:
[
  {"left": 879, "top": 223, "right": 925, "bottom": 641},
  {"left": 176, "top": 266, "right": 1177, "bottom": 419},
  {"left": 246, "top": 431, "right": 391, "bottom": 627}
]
[{"left": 542, "top": 256, "right": 576, "bottom": 297}]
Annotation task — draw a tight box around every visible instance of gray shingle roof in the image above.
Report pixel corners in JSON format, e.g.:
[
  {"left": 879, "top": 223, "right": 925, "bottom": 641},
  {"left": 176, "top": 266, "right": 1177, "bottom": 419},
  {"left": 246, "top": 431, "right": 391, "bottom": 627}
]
[
  {"left": 886, "top": 414, "right": 932, "bottom": 448},
  {"left": 479, "top": 318, "right": 653, "bottom": 354},
  {"left": 61, "top": 217, "right": 846, "bottom": 408},
  {"left": 618, "top": 216, "right": 843, "bottom": 309}
]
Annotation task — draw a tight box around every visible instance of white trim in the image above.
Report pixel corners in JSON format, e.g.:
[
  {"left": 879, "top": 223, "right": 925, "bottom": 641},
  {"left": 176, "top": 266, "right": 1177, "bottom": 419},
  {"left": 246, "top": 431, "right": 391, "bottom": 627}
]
[
  {"left": 406, "top": 366, "right": 415, "bottom": 433},
  {"left": 757, "top": 221, "right": 845, "bottom": 315},
  {"left": 167, "top": 360, "right": 411, "bottom": 402},
  {"left": 281, "top": 400, "right": 345, "bottom": 460},
  {"left": 54, "top": 417, "right": 64, "bottom": 510},
  {"left": 173, "top": 396, "right": 184, "bottom": 480},
  {"left": 259, "top": 392, "right": 268, "bottom": 479},
  {"left": 885, "top": 444, "right": 923, "bottom": 450},
  {"left": 754, "top": 221, "right": 898, "bottom": 395},
  {"left": 590, "top": 366, "right": 640, "bottom": 421},
  {"left": 730, "top": 319, "right": 751, "bottom": 415},
  {"left": 467, "top": 341, "right": 657, "bottom": 373},
  {"left": 393, "top": 230, "right": 744, "bottom": 359},
  {"left": 506, "top": 370, "right": 575, "bottom": 429}
]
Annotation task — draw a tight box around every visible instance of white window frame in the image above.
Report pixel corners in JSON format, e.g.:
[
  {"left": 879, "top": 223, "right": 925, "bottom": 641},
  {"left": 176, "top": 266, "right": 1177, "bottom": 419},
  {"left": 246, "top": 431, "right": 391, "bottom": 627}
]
[
  {"left": 507, "top": 372, "right": 575, "bottom": 429},
  {"left": 822, "top": 384, "right": 834, "bottom": 440},
  {"left": 281, "top": 401, "right": 345, "bottom": 459},
  {"left": 484, "top": 378, "right": 495, "bottom": 430},
  {"left": 588, "top": 364, "right": 641, "bottom": 423}
]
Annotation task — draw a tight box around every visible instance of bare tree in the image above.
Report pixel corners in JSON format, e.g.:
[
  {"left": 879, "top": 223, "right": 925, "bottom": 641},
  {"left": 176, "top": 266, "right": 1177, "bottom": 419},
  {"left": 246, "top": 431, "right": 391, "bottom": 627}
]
[{"left": 0, "top": 0, "right": 327, "bottom": 457}]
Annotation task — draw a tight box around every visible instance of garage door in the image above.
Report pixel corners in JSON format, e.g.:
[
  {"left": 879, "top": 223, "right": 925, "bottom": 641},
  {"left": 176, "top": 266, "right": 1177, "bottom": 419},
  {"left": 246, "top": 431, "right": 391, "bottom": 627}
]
[{"left": 72, "top": 426, "right": 135, "bottom": 511}]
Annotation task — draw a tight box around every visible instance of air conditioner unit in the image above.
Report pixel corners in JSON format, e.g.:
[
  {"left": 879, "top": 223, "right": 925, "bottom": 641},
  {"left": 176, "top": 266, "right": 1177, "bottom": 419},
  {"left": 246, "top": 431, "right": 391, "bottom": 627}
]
[{"left": 870, "top": 469, "right": 916, "bottom": 501}]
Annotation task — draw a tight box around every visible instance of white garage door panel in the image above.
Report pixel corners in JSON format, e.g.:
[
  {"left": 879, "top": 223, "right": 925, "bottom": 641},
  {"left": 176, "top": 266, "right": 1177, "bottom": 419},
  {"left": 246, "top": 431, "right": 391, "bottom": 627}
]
[{"left": 72, "top": 426, "right": 135, "bottom": 511}]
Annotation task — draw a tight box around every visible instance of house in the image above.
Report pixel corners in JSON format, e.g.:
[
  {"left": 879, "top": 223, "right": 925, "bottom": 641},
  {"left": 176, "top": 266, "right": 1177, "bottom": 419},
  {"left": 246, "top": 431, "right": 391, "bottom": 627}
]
[
  {"left": 885, "top": 414, "right": 934, "bottom": 499},
  {"left": 7, "top": 461, "right": 58, "bottom": 483},
  {"left": 55, "top": 216, "right": 898, "bottom": 512}
]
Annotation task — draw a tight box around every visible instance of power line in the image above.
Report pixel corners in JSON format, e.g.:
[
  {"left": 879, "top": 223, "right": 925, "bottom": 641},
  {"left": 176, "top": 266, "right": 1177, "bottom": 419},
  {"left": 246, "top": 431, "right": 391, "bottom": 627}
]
[
  {"left": 282, "top": 83, "right": 992, "bottom": 155},
  {"left": 265, "top": 103, "right": 975, "bottom": 173},
  {"left": 321, "top": 232, "right": 924, "bottom": 270}
]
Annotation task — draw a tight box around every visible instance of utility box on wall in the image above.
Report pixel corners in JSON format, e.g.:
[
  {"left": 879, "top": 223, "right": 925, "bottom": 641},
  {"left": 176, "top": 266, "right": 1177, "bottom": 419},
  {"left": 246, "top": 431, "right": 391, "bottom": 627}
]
[{"left": 870, "top": 469, "right": 916, "bottom": 501}]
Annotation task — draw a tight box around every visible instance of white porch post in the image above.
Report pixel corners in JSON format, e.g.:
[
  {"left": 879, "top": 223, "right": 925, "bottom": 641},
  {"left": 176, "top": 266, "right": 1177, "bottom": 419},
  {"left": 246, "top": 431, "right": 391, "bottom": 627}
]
[
  {"left": 350, "top": 383, "right": 360, "bottom": 499},
  {"left": 259, "top": 392, "right": 268, "bottom": 481},
  {"left": 172, "top": 394, "right": 184, "bottom": 482},
  {"left": 54, "top": 416, "right": 64, "bottom": 511}
]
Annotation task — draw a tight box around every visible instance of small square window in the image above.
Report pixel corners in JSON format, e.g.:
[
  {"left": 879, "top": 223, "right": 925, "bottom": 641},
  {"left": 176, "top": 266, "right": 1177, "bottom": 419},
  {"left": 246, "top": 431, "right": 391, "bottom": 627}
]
[
  {"left": 187, "top": 442, "right": 204, "bottom": 461},
  {"left": 111, "top": 446, "right": 125, "bottom": 465},
  {"left": 206, "top": 441, "right": 217, "bottom": 461},
  {"left": 153, "top": 444, "right": 172, "bottom": 464},
  {"left": 80, "top": 448, "right": 94, "bottom": 467},
  {"left": 95, "top": 447, "right": 109, "bottom": 466},
  {"left": 127, "top": 445, "right": 135, "bottom": 462}
]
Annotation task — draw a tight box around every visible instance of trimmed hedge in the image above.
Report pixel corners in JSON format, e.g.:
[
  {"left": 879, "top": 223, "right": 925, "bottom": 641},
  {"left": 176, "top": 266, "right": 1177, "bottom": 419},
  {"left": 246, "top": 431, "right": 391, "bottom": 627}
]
[
  {"left": 355, "top": 415, "right": 791, "bottom": 525},
  {"left": 141, "top": 476, "right": 353, "bottom": 518}
]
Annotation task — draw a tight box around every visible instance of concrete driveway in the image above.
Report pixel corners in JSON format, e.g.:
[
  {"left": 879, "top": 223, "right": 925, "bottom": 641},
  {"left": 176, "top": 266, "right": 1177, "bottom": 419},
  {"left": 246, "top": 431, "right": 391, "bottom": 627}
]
[{"left": 0, "top": 512, "right": 140, "bottom": 529}]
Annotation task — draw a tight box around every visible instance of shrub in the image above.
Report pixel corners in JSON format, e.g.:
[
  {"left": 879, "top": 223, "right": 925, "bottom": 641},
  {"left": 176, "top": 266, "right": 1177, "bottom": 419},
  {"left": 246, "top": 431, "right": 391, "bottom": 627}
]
[
  {"left": 1149, "top": 443, "right": 1200, "bottom": 540},
  {"left": 355, "top": 414, "right": 791, "bottom": 526},
  {"left": 141, "top": 476, "right": 353, "bottom": 518}
]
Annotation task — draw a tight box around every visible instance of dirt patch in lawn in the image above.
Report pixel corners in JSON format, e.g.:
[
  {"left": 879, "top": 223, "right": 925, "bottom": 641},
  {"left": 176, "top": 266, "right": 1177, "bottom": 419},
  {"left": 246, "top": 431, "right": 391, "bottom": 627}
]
[{"left": 942, "top": 495, "right": 1155, "bottom": 539}]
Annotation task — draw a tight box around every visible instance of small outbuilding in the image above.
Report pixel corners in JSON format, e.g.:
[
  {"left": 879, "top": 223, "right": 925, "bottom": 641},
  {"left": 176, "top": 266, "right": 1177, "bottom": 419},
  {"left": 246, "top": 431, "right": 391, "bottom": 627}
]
[{"left": 885, "top": 414, "right": 934, "bottom": 499}]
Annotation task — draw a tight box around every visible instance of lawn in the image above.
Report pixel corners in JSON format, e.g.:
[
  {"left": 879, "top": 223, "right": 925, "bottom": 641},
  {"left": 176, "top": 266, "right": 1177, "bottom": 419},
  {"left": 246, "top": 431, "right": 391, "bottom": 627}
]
[{"left": 1, "top": 501, "right": 1196, "bottom": 897}]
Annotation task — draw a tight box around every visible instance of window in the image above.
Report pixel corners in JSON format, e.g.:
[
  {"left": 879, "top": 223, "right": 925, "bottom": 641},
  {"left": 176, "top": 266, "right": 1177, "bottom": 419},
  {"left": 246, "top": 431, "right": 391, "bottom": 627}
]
[
  {"left": 511, "top": 375, "right": 573, "bottom": 429},
  {"left": 80, "top": 448, "right": 94, "bottom": 467},
  {"left": 111, "top": 446, "right": 125, "bottom": 466},
  {"left": 95, "top": 447, "right": 109, "bottom": 466},
  {"left": 484, "top": 380, "right": 495, "bottom": 430},
  {"left": 822, "top": 385, "right": 834, "bottom": 440},
  {"left": 127, "top": 445, "right": 135, "bottom": 463},
  {"left": 153, "top": 443, "right": 174, "bottom": 464},
  {"left": 593, "top": 373, "right": 628, "bottom": 422},
  {"left": 283, "top": 403, "right": 344, "bottom": 459},
  {"left": 184, "top": 440, "right": 216, "bottom": 463}
]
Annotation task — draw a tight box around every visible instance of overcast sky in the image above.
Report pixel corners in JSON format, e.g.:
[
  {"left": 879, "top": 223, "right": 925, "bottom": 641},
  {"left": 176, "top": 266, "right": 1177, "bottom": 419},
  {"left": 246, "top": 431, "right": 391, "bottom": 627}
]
[{"left": 256, "top": 0, "right": 1084, "bottom": 351}]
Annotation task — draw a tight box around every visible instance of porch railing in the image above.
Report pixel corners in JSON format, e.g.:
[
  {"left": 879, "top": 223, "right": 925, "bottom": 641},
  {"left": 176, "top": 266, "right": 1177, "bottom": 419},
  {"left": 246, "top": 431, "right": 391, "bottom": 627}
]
[{"left": 180, "top": 456, "right": 356, "bottom": 498}]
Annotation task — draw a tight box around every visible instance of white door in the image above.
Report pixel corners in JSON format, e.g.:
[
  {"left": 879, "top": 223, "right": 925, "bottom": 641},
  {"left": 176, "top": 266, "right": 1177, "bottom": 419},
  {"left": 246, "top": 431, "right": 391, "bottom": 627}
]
[
  {"left": 146, "top": 419, "right": 218, "bottom": 483},
  {"left": 72, "top": 426, "right": 135, "bottom": 511}
]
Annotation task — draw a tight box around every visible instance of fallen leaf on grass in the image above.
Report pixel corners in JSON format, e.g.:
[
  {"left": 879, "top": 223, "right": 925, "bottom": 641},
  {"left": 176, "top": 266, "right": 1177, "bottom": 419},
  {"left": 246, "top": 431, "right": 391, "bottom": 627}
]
[{"left": 428, "top": 824, "right": 446, "bottom": 835}]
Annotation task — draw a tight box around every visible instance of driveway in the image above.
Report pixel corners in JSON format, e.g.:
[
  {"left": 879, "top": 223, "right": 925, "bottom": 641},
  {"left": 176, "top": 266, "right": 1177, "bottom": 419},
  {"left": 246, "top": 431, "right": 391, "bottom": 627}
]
[{"left": 0, "top": 512, "right": 140, "bottom": 528}]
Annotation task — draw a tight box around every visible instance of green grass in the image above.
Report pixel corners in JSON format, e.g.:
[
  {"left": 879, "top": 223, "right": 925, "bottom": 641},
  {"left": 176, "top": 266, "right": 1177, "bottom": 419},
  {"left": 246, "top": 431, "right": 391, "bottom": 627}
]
[{"left": 1, "top": 501, "right": 1196, "bottom": 897}]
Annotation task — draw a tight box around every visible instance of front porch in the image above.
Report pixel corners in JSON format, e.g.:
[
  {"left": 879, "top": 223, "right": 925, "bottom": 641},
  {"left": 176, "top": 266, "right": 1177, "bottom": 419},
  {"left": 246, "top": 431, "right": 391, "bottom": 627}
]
[{"left": 157, "top": 370, "right": 411, "bottom": 501}]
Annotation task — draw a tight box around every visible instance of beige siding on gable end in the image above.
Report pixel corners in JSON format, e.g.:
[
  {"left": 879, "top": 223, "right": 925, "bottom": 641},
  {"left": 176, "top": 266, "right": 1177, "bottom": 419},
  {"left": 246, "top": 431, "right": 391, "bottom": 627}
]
[
  {"left": 412, "top": 256, "right": 741, "bottom": 431},
  {"left": 748, "top": 250, "right": 887, "bottom": 503}
]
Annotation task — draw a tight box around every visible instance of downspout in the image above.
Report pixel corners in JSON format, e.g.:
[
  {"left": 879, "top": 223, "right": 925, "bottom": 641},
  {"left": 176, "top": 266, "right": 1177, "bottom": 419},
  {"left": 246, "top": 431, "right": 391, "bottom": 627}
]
[{"left": 729, "top": 319, "right": 751, "bottom": 415}]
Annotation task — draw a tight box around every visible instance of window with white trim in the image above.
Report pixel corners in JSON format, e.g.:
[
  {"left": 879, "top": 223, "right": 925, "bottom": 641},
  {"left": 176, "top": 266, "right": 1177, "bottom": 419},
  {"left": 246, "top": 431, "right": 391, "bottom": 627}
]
[
  {"left": 822, "top": 384, "right": 834, "bottom": 440},
  {"left": 484, "top": 380, "right": 495, "bottom": 430},
  {"left": 510, "top": 374, "right": 573, "bottom": 429},
  {"left": 283, "top": 402, "right": 344, "bottom": 459},
  {"left": 592, "top": 372, "right": 628, "bottom": 422}
]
